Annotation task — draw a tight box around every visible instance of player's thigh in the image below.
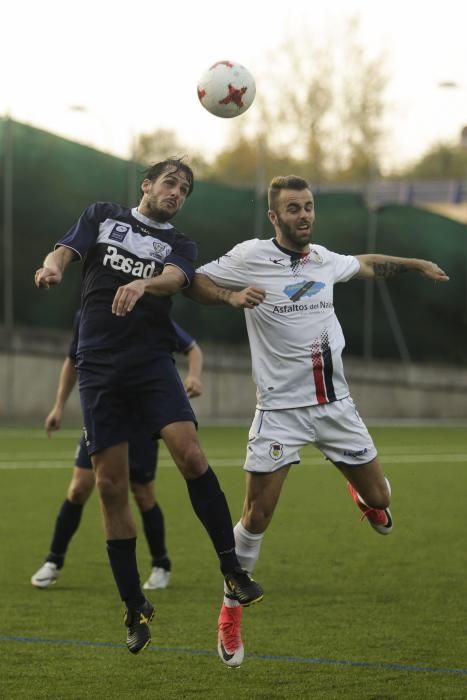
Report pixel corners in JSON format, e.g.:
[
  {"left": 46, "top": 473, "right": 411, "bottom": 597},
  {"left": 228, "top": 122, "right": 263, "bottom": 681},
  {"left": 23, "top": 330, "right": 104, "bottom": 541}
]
[
  {"left": 91, "top": 442, "right": 130, "bottom": 487},
  {"left": 242, "top": 466, "right": 291, "bottom": 531},
  {"left": 314, "top": 397, "right": 377, "bottom": 467}
]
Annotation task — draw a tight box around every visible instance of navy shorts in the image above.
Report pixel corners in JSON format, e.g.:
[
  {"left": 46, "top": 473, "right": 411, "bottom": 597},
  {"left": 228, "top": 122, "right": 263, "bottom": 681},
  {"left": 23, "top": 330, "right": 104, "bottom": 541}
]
[
  {"left": 76, "top": 350, "right": 196, "bottom": 456},
  {"left": 74, "top": 432, "right": 159, "bottom": 484}
]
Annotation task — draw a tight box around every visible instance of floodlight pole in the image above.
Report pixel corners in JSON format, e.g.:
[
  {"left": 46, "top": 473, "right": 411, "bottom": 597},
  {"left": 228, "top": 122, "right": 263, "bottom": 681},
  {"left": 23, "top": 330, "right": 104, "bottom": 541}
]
[
  {"left": 363, "top": 166, "right": 378, "bottom": 361},
  {"left": 253, "top": 137, "right": 266, "bottom": 238},
  {"left": 2, "top": 114, "right": 14, "bottom": 418},
  {"left": 437, "top": 80, "right": 467, "bottom": 323},
  {"left": 2, "top": 115, "right": 14, "bottom": 349},
  {"left": 363, "top": 202, "right": 377, "bottom": 361},
  {"left": 127, "top": 127, "right": 138, "bottom": 206}
]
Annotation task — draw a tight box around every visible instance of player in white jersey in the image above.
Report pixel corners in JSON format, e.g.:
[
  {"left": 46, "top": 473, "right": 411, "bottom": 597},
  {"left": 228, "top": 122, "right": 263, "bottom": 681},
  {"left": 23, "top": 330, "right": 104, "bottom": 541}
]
[{"left": 188, "top": 174, "right": 449, "bottom": 667}]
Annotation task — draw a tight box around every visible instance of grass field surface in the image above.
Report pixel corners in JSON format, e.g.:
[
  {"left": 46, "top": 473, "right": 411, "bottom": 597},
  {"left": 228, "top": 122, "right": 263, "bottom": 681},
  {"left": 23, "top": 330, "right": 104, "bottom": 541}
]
[{"left": 1, "top": 424, "right": 467, "bottom": 698}]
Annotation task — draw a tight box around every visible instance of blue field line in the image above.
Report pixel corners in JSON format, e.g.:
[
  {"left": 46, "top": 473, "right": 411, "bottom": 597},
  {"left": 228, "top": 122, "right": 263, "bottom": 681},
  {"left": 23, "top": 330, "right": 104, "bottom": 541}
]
[{"left": 0, "top": 635, "right": 466, "bottom": 677}]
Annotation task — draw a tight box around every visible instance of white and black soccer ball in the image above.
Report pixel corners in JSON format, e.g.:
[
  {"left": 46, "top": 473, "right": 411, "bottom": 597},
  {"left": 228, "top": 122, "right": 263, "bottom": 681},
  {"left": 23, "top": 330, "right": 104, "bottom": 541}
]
[{"left": 197, "top": 61, "right": 256, "bottom": 118}]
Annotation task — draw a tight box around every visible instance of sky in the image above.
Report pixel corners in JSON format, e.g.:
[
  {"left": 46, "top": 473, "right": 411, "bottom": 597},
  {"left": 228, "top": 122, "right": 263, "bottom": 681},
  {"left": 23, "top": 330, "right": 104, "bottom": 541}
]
[{"left": 1, "top": 0, "right": 467, "bottom": 172}]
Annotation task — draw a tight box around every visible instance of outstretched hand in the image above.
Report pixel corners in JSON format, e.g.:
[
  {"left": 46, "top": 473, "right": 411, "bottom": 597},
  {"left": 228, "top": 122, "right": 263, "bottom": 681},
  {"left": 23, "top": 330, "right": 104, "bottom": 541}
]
[
  {"left": 229, "top": 286, "right": 266, "bottom": 309},
  {"left": 419, "top": 261, "right": 450, "bottom": 282}
]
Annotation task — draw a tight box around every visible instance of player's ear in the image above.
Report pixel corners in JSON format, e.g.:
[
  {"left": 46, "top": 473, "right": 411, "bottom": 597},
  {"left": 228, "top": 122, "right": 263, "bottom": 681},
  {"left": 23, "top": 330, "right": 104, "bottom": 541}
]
[
  {"left": 141, "top": 178, "right": 152, "bottom": 194},
  {"left": 268, "top": 209, "right": 277, "bottom": 225}
]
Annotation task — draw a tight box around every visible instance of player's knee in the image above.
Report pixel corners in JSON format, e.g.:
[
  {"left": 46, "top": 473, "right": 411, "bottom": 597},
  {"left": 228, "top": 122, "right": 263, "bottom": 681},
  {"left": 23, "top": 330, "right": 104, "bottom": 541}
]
[
  {"left": 95, "top": 473, "right": 127, "bottom": 505},
  {"left": 67, "top": 473, "right": 94, "bottom": 504},
  {"left": 244, "top": 501, "right": 272, "bottom": 532},
  {"left": 68, "top": 483, "right": 93, "bottom": 504},
  {"left": 175, "top": 444, "right": 207, "bottom": 479}
]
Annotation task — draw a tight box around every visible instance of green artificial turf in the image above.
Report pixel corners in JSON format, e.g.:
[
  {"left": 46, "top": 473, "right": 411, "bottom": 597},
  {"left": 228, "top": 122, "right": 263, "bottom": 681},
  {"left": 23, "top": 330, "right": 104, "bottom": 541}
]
[{"left": 1, "top": 425, "right": 466, "bottom": 698}]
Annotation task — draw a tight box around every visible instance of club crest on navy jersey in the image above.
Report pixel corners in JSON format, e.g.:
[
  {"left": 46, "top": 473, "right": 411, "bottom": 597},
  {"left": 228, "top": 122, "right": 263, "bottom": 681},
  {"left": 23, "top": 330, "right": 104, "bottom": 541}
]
[{"left": 151, "top": 240, "right": 172, "bottom": 261}]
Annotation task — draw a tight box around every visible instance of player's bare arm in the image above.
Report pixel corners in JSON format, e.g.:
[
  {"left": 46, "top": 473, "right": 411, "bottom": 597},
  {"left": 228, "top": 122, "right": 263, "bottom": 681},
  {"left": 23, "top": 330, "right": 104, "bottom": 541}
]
[
  {"left": 184, "top": 343, "right": 203, "bottom": 398},
  {"left": 355, "top": 254, "right": 449, "bottom": 282},
  {"left": 35, "top": 246, "right": 76, "bottom": 288},
  {"left": 187, "top": 273, "right": 266, "bottom": 309},
  {"left": 112, "top": 264, "right": 186, "bottom": 317},
  {"left": 45, "top": 357, "right": 77, "bottom": 437}
]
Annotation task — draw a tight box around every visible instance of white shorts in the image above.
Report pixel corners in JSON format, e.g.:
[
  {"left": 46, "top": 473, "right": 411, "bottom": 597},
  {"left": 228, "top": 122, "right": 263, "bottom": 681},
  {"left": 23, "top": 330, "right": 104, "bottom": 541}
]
[{"left": 244, "top": 396, "right": 377, "bottom": 473}]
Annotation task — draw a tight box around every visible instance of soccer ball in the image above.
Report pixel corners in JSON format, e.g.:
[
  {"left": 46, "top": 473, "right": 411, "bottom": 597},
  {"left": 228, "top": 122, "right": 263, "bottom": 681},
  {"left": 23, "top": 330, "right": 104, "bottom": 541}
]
[{"left": 197, "top": 61, "right": 256, "bottom": 118}]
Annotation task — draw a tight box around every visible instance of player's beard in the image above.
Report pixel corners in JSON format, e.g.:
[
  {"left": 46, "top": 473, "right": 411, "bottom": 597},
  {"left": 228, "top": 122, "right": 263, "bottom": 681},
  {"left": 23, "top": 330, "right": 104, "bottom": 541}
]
[
  {"left": 144, "top": 202, "right": 175, "bottom": 223},
  {"left": 276, "top": 215, "right": 313, "bottom": 250}
]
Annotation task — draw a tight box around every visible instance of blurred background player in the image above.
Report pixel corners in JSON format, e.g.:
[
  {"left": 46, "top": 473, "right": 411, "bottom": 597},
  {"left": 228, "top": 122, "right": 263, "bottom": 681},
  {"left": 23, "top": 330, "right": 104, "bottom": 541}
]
[{"left": 31, "top": 310, "right": 203, "bottom": 591}]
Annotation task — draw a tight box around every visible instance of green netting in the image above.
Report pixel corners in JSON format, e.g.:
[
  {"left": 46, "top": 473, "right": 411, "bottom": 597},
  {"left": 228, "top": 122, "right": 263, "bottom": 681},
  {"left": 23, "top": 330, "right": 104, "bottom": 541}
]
[
  {"left": 0, "top": 119, "right": 142, "bottom": 329},
  {"left": 1, "top": 119, "right": 466, "bottom": 363}
]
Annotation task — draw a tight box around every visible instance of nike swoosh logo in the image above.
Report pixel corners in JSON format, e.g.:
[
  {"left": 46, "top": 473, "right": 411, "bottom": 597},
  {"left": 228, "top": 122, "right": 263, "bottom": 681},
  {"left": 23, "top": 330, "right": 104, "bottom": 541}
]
[{"left": 220, "top": 641, "right": 235, "bottom": 661}]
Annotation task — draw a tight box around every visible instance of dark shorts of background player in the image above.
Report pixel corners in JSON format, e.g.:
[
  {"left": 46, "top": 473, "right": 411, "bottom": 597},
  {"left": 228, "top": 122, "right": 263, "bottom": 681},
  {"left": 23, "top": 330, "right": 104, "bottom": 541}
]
[
  {"left": 74, "top": 433, "right": 159, "bottom": 484},
  {"left": 76, "top": 350, "right": 197, "bottom": 457}
]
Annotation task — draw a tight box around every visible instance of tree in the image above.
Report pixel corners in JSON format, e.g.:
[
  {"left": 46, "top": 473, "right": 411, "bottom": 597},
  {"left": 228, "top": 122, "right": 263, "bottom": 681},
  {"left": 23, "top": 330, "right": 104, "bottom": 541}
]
[
  {"left": 132, "top": 128, "right": 210, "bottom": 177},
  {"left": 131, "top": 19, "right": 388, "bottom": 188},
  {"left": 205, "top": 17, "right": 388, "bottom": 186},
  {"left": 402, "top": 142, "right": 467, "bottom": 180},
  {"left": 332, "top": 18, "right": 387, "bottom": 182}
]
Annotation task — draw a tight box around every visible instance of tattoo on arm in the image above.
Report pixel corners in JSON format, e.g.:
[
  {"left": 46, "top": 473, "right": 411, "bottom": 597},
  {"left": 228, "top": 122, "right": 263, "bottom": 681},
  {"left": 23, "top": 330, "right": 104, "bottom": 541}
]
[{"left": 372, "top": 262, "right": 409, "bottom": 278}]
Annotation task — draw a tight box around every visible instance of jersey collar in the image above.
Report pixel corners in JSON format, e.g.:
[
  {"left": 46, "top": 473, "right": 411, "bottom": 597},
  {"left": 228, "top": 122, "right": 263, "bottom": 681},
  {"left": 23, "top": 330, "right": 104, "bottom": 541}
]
[
  {"left": 131, "top": 207, "right": 174, "bottom": 229},
  {"left": 272, "top": 238, "right": 310, "bottom": 260}
]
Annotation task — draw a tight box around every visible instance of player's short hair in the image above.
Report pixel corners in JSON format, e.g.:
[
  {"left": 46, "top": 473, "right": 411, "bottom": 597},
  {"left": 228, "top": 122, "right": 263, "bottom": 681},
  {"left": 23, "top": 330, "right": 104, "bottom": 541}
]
[
  {"left": 268, "top": 175, "right": 312, "bottom": 210},
  {"left": 141, "top": 158, "right": 194, "bottom": 197}
]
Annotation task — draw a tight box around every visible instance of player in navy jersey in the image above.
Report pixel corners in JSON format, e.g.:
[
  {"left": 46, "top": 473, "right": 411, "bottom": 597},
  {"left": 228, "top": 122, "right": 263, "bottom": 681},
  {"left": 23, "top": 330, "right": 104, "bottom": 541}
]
[
  {"left": 35, "top": 158, "right": 263, "bottom": 655},
  {"left": 188, "top": 174, "right": 449, "bottom": 667},
  {"left": 31, "top": 311, "right": 203, "bottom": 592}
]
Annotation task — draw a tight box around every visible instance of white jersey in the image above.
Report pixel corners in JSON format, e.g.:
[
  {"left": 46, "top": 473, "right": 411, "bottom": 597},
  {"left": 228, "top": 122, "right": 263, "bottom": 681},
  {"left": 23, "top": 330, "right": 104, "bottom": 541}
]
[{"left": 197, "top": 238, "right": 360, "bottom": 410}]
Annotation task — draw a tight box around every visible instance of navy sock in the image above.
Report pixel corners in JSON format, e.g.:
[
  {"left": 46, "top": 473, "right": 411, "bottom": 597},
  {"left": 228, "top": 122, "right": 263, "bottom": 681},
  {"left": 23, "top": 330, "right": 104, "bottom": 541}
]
[
  {"left": 106, "top": 537, "right": 145, "bottom": 608},
  {"left": 186, "top": 466, "right": 239, "bottom": 575},
  {"left": 47, "top": 499, "right": 84, "bottom": 568},
  {"left": 141, "top": 503, "right": 171, "bottom": 571}
]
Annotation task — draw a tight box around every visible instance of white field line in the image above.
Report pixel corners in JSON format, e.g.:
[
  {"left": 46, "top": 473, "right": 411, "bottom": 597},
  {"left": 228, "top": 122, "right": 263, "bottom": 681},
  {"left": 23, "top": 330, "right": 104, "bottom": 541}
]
[{"left": 1, "top": 453, "right": 467, "bottom": 470}]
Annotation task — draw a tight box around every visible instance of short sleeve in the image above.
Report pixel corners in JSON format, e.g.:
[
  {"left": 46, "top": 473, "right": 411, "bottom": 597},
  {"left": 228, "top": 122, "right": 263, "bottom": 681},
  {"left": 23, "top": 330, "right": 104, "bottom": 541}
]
[{"left": 196, "top": 242, "right": 249, "bottom": 289}]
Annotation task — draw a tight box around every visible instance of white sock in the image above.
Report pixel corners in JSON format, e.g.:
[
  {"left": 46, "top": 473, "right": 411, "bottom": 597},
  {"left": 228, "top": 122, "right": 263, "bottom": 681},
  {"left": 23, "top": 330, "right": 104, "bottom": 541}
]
[{"left": 223, "top": 521, "right": 265, "bottom": 606}]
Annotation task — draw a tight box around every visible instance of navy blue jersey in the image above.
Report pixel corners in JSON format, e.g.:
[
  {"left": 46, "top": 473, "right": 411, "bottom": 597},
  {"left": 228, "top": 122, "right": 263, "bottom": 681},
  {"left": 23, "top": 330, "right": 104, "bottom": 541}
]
[
  {"left": 57, "top": 202, "right": 197, "bottom": 359},
  {"left": 68, "top": 311, "right": 196, "bottom": 361}
]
